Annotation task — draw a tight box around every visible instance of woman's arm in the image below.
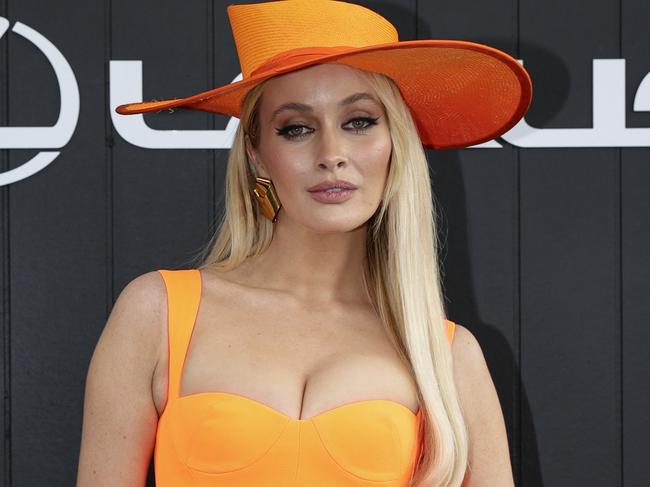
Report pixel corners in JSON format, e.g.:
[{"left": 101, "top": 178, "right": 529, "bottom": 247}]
[
  {"left": 76, "top": 271, "right": 166, "bottom": 487},
  {"left": 452, "top": 324, "right": 516, "bottom": 487}
]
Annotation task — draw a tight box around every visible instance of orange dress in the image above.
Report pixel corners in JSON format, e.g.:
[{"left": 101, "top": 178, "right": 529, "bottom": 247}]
[{"left": 154, "top": 268, "right": 456, "bottom": 486}]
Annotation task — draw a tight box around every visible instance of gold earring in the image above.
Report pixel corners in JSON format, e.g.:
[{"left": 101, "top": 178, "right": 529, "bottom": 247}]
[{"left": 252, "top": 176, "right": 282, "bottom": 222}]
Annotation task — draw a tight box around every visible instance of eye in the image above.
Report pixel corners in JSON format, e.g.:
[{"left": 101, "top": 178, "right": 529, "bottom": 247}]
[
  {"left": 345, "top": 116, "right": 380, "bottom": 133},
  {"left": 274, "top": 116, "right": 380, "bottom": 141},
  {"left": 275, "top": 124, "right": 313, "bottom": 140}
]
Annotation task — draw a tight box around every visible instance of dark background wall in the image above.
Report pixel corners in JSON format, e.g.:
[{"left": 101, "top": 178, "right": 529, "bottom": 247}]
[{"left": 1, "top": 0, "right": 648, "bottom": 486}]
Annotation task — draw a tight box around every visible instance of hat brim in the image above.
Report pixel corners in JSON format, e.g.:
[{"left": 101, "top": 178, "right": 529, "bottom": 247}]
[{"left": 115, "top": 39, "right": 532, "bottom": 150}]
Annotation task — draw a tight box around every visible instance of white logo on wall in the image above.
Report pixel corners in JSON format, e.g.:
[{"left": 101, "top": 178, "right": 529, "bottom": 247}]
[
  {"left": 0, "top": 17, "right": 79, "bottom": 187},
  {"left": 110, "top": 59, "right": 650, "bottom": 150},
  {"left": 1, "top": 16, "right": 650, "bottom": 186},
  {"left": 109, "top": 61, "right": 241, "bottom": 150}
]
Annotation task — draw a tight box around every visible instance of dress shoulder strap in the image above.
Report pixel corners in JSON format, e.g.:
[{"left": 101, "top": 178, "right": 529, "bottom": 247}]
[
  {"left": 157, "top": 268, "right": 202, "bottom": 400},
  {"left": 444, "top": 319, "right": 456, "bottom": 343}
]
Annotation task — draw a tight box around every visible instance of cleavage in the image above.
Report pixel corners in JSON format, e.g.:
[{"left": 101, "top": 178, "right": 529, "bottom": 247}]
[{"left": 174, "top": 309, "right": 417, "bottom": 420}]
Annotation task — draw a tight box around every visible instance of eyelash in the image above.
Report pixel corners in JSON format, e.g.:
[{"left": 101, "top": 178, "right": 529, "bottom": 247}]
[{"left": 274, "top": 116, "right": 380, "bottom": 140}]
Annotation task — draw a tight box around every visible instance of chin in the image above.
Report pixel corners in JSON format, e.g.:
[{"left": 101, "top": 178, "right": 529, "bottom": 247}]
[
  {"left": 312, "top": 223, "right": 367, "bottom": 235},
  {"left": 294, "top": 212, "right": 372, "bottom": 234}
]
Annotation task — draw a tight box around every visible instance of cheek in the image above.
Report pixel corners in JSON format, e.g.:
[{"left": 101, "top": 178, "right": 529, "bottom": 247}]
[
  {"left": 266, "top": 157, "right": 309, "bottom": 199},
  {"left": 364, "top": 138, "right": 392, "bottom": 185}
]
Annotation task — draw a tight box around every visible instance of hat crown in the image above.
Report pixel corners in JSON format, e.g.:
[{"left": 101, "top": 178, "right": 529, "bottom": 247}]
[{"left": 227, "top": 0, "right": 398, "bottom": 79}]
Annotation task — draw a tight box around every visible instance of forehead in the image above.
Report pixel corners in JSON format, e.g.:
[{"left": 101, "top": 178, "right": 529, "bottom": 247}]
[{"left": 259, "top": 63, "right": 380, "bottom": 117}]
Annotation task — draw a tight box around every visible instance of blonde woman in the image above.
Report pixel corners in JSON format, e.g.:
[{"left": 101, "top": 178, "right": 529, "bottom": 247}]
[{"left": 77, "top": 1, "right": 531, "bottom": 486}]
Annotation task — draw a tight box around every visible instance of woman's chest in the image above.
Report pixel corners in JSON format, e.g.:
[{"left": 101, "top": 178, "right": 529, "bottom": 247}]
[{"left": 152, "top": 292, "right": 420, "bottom": 420}]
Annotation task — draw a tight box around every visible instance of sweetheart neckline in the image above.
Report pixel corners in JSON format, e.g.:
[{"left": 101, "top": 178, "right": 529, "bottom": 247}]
[
  {"left": 166, "top": 269, "right": 422, "bottom": 425},
  {"left": 171, "top": 390, "right": 422, "bottom": 423}
]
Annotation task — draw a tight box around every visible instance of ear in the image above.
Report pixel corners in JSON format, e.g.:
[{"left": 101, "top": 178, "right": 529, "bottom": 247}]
[{"left": 244, "top": 134, "right": 269, "bottom": 178}]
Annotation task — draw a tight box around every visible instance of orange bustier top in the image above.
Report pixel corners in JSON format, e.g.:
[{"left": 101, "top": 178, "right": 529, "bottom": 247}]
[{"left": 154, "top": 268, "right": 456, "bottom": 486}]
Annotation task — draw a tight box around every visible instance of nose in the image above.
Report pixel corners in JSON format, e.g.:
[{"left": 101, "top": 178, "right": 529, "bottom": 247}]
[{"left": 315, "top": 121, "right": 348, "bottom": 170}]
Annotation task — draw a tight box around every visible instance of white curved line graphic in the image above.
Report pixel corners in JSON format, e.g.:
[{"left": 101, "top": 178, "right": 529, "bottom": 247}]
[
  {"left": 0, "top": 152, "right": 60, "bottom": 186},
  {"left": 502, "top": 59, "right": 650, "bottom": 147},
  {"left": 0, "top": 17, "right": 9, "bottom": 38},
  {"left": 110, "top": 60, "right": 240, "bottom": 149},
  {"left": 633, "top": 71, "right": 650, "bottom": 112},
  {"left": 0, "top": 17, "right": 79, "bottom": 149}
]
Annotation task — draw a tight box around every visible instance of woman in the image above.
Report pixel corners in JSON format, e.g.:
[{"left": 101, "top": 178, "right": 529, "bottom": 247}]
[{"left": 77, "top": 1, "right": 531, "bottom": 486}]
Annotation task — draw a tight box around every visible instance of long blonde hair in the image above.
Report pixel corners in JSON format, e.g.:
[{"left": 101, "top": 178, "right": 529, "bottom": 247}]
[{"left": 189, "top": 65, "right": 469, "bottom": 486}]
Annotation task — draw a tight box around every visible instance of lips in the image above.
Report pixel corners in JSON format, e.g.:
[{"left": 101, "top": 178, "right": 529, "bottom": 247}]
[{"left": 307, "top": 179, "right": 358, "bottom": 192}]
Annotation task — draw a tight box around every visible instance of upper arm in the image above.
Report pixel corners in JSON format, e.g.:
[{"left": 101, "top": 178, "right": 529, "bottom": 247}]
[
  {"left": 452, "top": 324, "right": 515, "bottom": 487},
  {"left": 76, "top": 270, "right": 167, "bottom": 487}
]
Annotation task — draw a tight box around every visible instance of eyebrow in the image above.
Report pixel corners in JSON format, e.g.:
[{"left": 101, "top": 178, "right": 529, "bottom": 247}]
[{"left": 269, "top": 92, "right": 381, "bottom": 122}]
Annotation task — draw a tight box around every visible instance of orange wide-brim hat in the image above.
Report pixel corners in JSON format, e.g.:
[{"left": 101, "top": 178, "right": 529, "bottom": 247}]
[{"left": 115, "top": 0, "right": 532, "bottom": 150}]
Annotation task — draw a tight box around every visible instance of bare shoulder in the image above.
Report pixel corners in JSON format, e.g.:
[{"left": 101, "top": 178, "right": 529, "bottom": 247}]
[
  {"left": 450, "top": 324, "right": 485, "bottom": 377},
  {"left": 103, "top": 270, "right": 167, "bottom": 367},
  {"left": 449, "top": 324, "right": 495, "bottom": 410},
  {"left": 449, "top": 324, "right": 515, "bottom": 486},
  {"left": 115, "top": 270, "right": 167, "bottom": 325}
]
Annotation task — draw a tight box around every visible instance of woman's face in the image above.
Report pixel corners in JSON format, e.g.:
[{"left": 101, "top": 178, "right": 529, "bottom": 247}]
[{"left": 246, "top": 63, "right": 392, "bottom": 234}]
